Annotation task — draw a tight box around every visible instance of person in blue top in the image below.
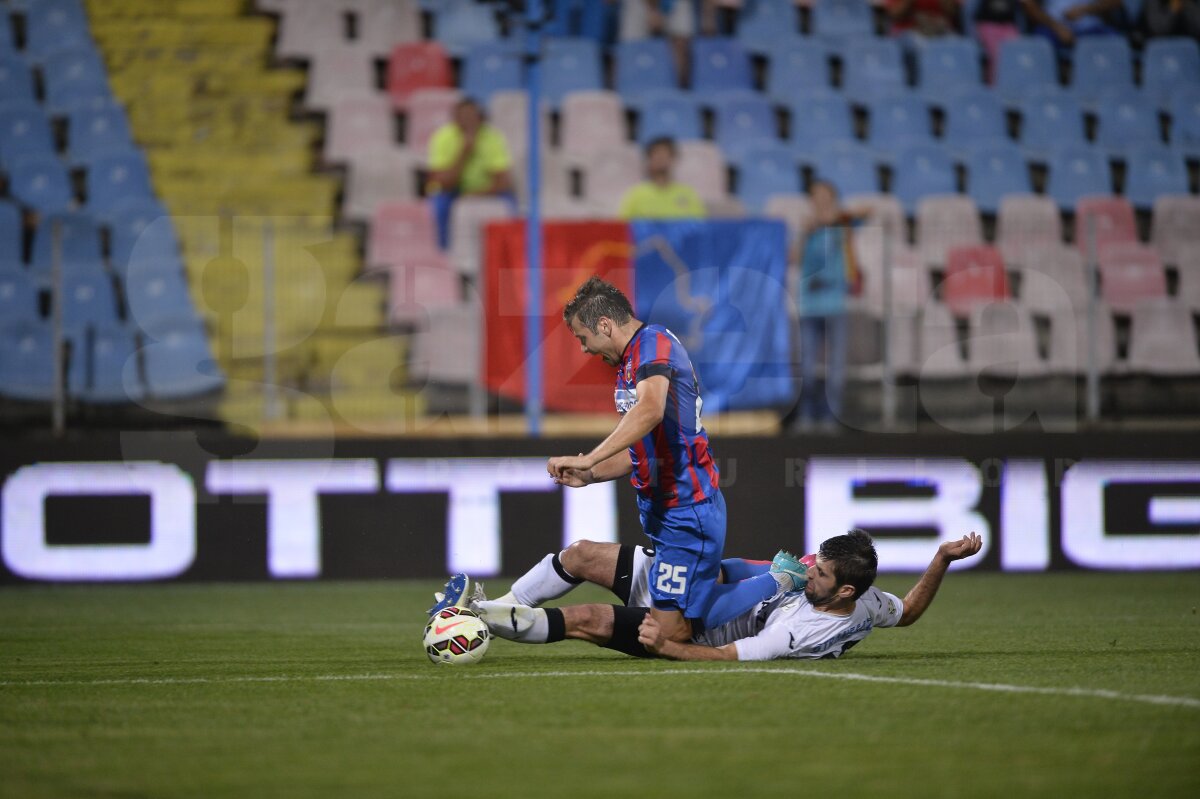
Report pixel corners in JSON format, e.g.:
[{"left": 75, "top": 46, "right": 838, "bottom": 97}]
[
  {"left": 793, "top": 179, "right": 869, "bottom": 433},
  {"left": 1021, "top": 0, "right": 1126, "bottom": 51}
]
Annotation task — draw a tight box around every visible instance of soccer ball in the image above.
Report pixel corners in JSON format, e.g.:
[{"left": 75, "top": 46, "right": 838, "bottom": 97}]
[{"left": 423, "top": 607, "right": 490, "bottom": 665}]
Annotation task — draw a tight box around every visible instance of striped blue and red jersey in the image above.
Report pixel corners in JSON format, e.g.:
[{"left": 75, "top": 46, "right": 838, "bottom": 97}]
[{"left": 615, "top": 323, "right": 719, "bottom": 508}]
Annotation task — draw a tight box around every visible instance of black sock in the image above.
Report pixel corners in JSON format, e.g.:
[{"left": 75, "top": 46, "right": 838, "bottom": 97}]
[
  {"left": 600, "top": 605, "right": 653, "bottom": 658},
  {"left": 545, "top": 607, "right": 566, "bottom": 643}
]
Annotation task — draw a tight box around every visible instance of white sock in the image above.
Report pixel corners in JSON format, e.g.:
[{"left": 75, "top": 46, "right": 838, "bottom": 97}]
[
  {"left": 475, "top": 601, "right": 551, "bottom": 643},
  {"left": 506, "top": 552, "right": 582, "bottom": 607}
]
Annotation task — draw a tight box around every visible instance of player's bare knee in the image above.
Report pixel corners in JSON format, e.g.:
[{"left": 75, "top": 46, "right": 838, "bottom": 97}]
[{"left": 561, "top": 540, "right": 600, "bottom": 582}]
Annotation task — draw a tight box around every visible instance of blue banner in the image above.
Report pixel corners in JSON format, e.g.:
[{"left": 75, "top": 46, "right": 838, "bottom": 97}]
[{"left": 631, "top": 220, "right": 793, "bottom": 412}]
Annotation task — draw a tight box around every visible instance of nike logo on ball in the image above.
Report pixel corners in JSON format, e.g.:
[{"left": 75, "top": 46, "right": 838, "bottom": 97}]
[{"left": 434, "top": 621, "right": 467, "bottom": 635}]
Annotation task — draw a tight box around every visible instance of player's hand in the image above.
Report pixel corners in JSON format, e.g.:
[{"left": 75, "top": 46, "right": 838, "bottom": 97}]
[
  {"left": 555, "top": 468, "right": 592, "bottom": 488},
  {"left": 939, "top": 532, "right": 983, "bottom": 563},
  {"left": 637, "top": 613, "right": 667, "bottom": 655},
  {"left": 548, "top": 454, "right": 591, "bottom": 481}
]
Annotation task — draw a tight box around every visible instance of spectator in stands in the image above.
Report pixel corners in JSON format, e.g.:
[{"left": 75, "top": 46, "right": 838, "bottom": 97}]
[
  {"left": 791, "top": 180, "right": 869, "bottom": 434},
  {"left": 972, "top": 0, "right": 1023, "bottom": 82},
  {"left": 618, "top": 1, "right": 718, "bottom": 85},
  {"left": 1143, "top": 0, "right": 1200, "bottom": 37},
  {"left": 618, "top": 137, "right": 706, "bottom": 219},
  {"left": 426, "top": 98, "right": 515, "bottom": 250},
  {"left": 887, "top": 0, "right": 962, "bottom": 38},
  {"left": 1021, "top": 0, "right": 1126, "bottom": 51}
]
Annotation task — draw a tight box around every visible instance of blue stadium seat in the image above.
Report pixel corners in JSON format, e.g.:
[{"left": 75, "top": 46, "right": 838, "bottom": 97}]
[
  {"left": 0, "top": 9, "right": 14, "bottom": 53},
  {"left": 25, "top": 0, "right": 91, "bottom": 60},
  {"left": 867, "top": 93, "right": 933, "bottom": 152},
  {"left": 943, "top": 89, "right": 1009, "bottom": 154},
  {"left": 10, "top": 154, "right": 74, "bottom": 214},
  {"left": 68, "top": 323, "right": 144, "bottom": 404},
  {"left": 58, "top": 270, "right": 119, "bottom": 327},
  {"left": 0, "top": 320, "right": 58, "bottom": 401},
  {"left": 736, "top": 0, "right": 801, "bottom": 55},
  {"left": 965, "top": 141, "right": 1031, "bottom": 214},
  {"left": 0, "top": 201, "right": 20, "bottom": 267},
  {"left": 633, "top": 90, "right": 702, "bottom": 145},
  {"left": 66, "top": 104, "right": 133, "bottom": 166},
  {"left": 614, "top": 39, "right": 677, "bottom": 101},
  {"left": 138, "top": 315, "right": 225, "bottom": 400},
  {"left": 461, "top": 40, "right": 522, "bottom": 106},
  {"left": 1170, "top": 86, "right": 1200, "bottom": 158},
  {"left": 42, "top": 46, "right": 111, "bottom": 115},
  {"left": 1018, "top": 88, "right": 1086, "bottom": 161},
  {"left": 433, "top": 0, "right": 501, "bottom": 57},
  {"left": 765, "top": 39, "right": 833, "bottom": 104},
  {"left": 810, "top": 140, "right": 880, "bottom": 196},
  {"left": 124, "top": 271, "right": 195, "bottom": 326},
  {"left": 995, "top": 37, "right": 1058, "bottom": 105},
  {"left": 542, "top": 38, "right": 603, "bottom": 107},
  {"left": 1046, "top": 144, "right": 1112, "bottom": 210},
  {"left": 85, "top": 150, "right": 156, "bottom": 219},
  {"left": 1094, "top": 89, "right": 1162, "bottom": 155},
  {"left": 0, "top": 106, "right": 56, "bottom": 171},
  {"left": 917, "top": 37, "right": 983, "bottom": 101},
  {"left": 789, "top": 93, "right": 854, "bottom": 150},
  {"left": 892, "top": 143, "right": 957, "bottom": 213},
  {"left": 842, "top": 37, "right": 907, "bottom": 102},
  {"left": 0, "top": 267, "right": 38, "bottom": 320},
  {"left": 811, "top": 0, "right": 875, "bottom": 40},
  {"left": 733, "top": 142, "right": 801, "bottom": 213},
  {"left": 711, "top": 91, "right": 779, "bottom": 154},
  {"left": 109, "top": 200, "right": 175, "bottom": 274},
  {"left": 1123, "top": 144, "right": 1189, "bottom": 210},
  {"left": 544, "top": 0, "right": 614, "bottom": 41},
  {"left": 30, "top": 211, "right": 102, "bottom": 270},
  {"left": 1144, "top": 38, "right": 1200, "bottom": 110},
  {"left": 1071, "top": 37, "right": 1134, "bottom": 109},
  {"left": 691, "top": 38, "right": 753, "bottom": 94},
  {"left": 0, "top": 54, "right": 35, "bottom": 104},
  {"left": 52, "top": 84, "right": 114, "bottom": 118}
]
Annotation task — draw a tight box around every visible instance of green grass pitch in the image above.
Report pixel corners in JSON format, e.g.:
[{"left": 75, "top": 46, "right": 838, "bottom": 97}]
[{"left": 1, "top": 572, "right": 1198, "bottom": 798}]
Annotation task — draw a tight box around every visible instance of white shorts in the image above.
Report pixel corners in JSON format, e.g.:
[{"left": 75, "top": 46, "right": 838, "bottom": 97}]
[{"left": 626, "top": 544, "right": 655, "bottom": 608}]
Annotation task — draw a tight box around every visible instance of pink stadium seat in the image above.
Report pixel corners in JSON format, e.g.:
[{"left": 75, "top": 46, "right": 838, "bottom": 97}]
[
  {"left": 325, "top": 96, "right": 394, "bottom": 163},
  {"left": 1150, "top": 194, "right": 1200, "bottom": 267},
  {"left": 1046, "top": 303, "right": 1118, "bottom": 375},
  {"left": 487, "top": 91, "right": 551, "bottom": 157},
  {"left": 277, "top": 0, "right": 343, "bottom": 60},
  {"left": 511, "top": 150, "right": 572, "bottom": 211},
  {"left": 1074, "top": 196, "right": 1137, "bottom": 255},
  {"left": 561, "top": 91, "right": 627, "bottom": 164},
  {"left": 764, "top": 193, "right": 812, "bottom": 244},
  {"left": 855, "top": 226, "right": 926, "bottom": 313},
  {"left": 1177, "top": 254, "right": 1200, "bottom": 313},
  {"left": 368, "top": 200, "right": 438, "bottom": 270},
  {"left": 845, "top": 193, "right": 907, "bottom": 244},
  {"left": 706, "top": 197, "right": 748, "bottom": 218},
  {"left": 359, "top": 0, "right": 423, "bottom": 57},
  {"left": 389, "top": 253, "right": 462, "bottom": 326},
  {"left": 387, "top": 42, "right": 453, "bottom": 109},
  {"left": 410, "top": 303, "right": 481, "bottom": 385},
  {"left": 677, "top": 141, "right": 728, "bottom": 204},
  {"left": 304, "top": 45, "right": 377, "bottom": 111},
  {"left": 942, "top": 245, "right": 1011, "bottom": 317},
  {"left": 967, "top": 301, "right": 1046, "bottom": 378},
  {"left": 916, "top": 195, "right": 983, "bottom": 266},
  {"left": 1018, "top": 244, "right": 1091, "bottom": 315},
  {"left": 1128, "top": 298, "right": 1200, "bottom": 375},
  {"left": 344, "top": 148, "right": 421, "bottom": 222},
  {"left": 996, "top": 194, "right": 1062, "bottom": 266},
  {"left": 1098, "top": 242, "right": 1167, "bottom": 314},
  {"left": 448, "top": 196, "right": 514, "bottom": 278},
  {"left": 918, "top": 301, "right": 969, "bottom": 378},
  {"left": 404, "top": 88, "right": 462, "bottom": 151},
  {"left": 581, "top": 145, "right": 643, "bottom": 216}
]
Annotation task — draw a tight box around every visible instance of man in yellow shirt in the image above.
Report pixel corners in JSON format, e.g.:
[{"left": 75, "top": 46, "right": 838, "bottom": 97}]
[
  {"left": 618, "top": 137, "right": 706, "bottom": 219},
  {"left": 427, "top": 98, "right": 516, "bottom": 248}
]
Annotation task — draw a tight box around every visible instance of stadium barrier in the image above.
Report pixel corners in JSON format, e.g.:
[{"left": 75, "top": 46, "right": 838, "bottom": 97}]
[{"left": 1, "top": 431, "right": 1198, "bottom": 584}]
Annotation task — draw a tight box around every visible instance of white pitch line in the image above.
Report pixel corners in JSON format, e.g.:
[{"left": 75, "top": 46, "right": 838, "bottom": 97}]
[{"left": 1, "top": 667, "right": 1198, "bottom": 709}]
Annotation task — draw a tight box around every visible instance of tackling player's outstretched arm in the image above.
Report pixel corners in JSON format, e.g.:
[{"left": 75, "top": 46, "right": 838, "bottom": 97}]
[
  {"left": 637, "top": 614, "right": 738, "bottom": 661},
  {"left": 895, "top": 532, "right": 983, "bottom": 627},
  {"left": 548, "top": 375, "right": 668, "bottom": 481}
]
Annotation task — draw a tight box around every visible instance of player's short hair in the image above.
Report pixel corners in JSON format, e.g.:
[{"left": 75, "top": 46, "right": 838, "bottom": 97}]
[
  {"left": 819, "top": 528, "right": 878, "bottom": 599},
  {"left": 563, "top": 276, "right": 634, "bottom": 332},
  {"left": 644, "top": 136, "right": 677, "bottom": 157}
]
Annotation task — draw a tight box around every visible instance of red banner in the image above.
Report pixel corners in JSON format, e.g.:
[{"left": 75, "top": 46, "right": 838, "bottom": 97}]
[{"left": 484, "top": 220, "right": 634, "bottom": 412}]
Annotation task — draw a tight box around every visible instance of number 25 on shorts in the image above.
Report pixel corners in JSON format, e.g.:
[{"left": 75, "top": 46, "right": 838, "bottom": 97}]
[{"left": 655, "top": 563, "right": 688, "bottom": 595}]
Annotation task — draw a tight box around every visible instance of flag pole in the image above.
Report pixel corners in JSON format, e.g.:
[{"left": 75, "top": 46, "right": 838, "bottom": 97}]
[{"left": 523, "top": 0, "right": 545, "bottom": 436}]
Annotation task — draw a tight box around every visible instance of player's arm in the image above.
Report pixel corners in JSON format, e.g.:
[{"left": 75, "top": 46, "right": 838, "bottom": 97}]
[
  {"left": 549, "top": 375, "right": 668, "bottom": 480},
  {"left": 895, "top": 533, "right": 982, "bottom": 627},
  {"left": 637, "top": 614, "right": 738, "bottom": 661},
  {"left": 555, "top": 451, "right": 633, "bottom": 488}
]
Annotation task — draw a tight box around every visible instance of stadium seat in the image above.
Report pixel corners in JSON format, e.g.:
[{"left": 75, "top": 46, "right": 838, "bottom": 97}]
[
  {"left": 30, "top": 211, "right": 101, "bottom": 270},
  {"left": 633, "top": 90, "right": 702, "bottom": 145},
  {"left": 0, "top": 320, "right": 58, "bottom": 401},
  {"left": 1070, "top": 37, "right": 1134, "bottom": 109},
  {"left": 1168, "top": 85, "right": 1200, "bottom": 159},
  {"left": 368, "top": 201, "right": 439, "bottom": 270},
  {"left": 1176, "top": 254, "right": 1200, "bottom": 312},
  {"left": 138, "top": 315, "right": 225, "bottom": 400},
  {"left": 448, "top": 196, "right": 513, "bottom": 278},
  {"left": 918, "top": 301, "right": 969, "bottom": 378},
  {"left": 712, "top": 91, "right": 779, "bottom": 154},
  {"left": 1143, "top": 37, "right": 1200, "bottom": 110},
  {"left": 304, "top": 46, "right": 377, "bottom": 112},
  {"left": 1122, "top": 145, "right": 1188, "bottom": 210},
  {"left": 326, "top": 96, "right": 395, "bottom": 163},
  {"left": 388, "top": 253, "right": 462, "bottom": 327},
  {"left": 856, "top": 234, "right": 927, "bottom": 318},
  {"left": 810, "top": 141, "right": 880, "bottom": 197},
  {"left": 736, "top": 0, "right": 801, "bottom": 55},
  {"left": 25, "top": 0, "right": 91, "bottom": 60},
  {"left": 943, "top": 245, "right": 1011, "bottom": 317},
  {"left": 461, "top": 40, "right": 523, "bottom": 106},
  {"left": 810, "top": 0, "right": 875, "bottom": 41},
  {"left": 1046, "top": 303, "right": 1117, "bottom": 375},
  {"left": 0, "top": 106, "right": 56, "bottom": 171},
  {"left": 10, "top": 154, "right": 74, "bottom": 214},
  {"left": 1018, "top": 244, "right": 1091, "bottom": 316},
  {"left": 1046, "top": 145, "right": 1111, "bottom": 210},
  {"left": 487, "top": 90, "right": 551, "bottom": 156},
  {"left": 0, "top": 200, "right": 20, "bottom": 266},
  {"left": 542, "top": 38, "right": 604, "bottom": 107},
  {"left": 410, "top": 303, "right": 480, "bottom": 385},
  {"left": 916, "top": 194, "right": 983, "bottom": 266},
  {"left": 614, "top": 38, "right": 678, "bottom": 101},
  {"left": 66, "top": 104, "right": 133, "bottom": 166},
  {"left": 943, "top": 89, "right": 1009, "bottom": 158},
  {"left": 69, "top": 323, "right": 144, "bottom": 403},
  {"left": 123, "top": 269, "right": 194, "bottom": 327},
  {"left": 763, "top": 193, "right": 813, "bottom": 245},
  {"left": 842, "top": 38, "right": 907, "bottom": 103},
  {"left": 57, "top": 270, "right": 119, "bottom": 327},
  {"left": 1018, "top": 88, "right": 1086, "bottom": 161},
  {"left": 846, "top": 193, "right": 907, "bottom": 244},
  {"left": 965, "top": 141, "right": 1031, "bottom": 215},
  {"left": 387, "top": 42, "right": 453, "bottom": 109},
  {"left": 344, "top": 149, "right": 421, "bottom": 222},
  {"left": 359, "top": 0, "right": 423, "bottom": 58},
  {"left": 916, "top": 37, "right": 983, "bottom": 101},
  {"left": 996, "top": 194, "right": 1063, "bottom": 265},
  {"left": 0, "top": 54, "right": 36, "bottom": 104},
  {"left": 676, "top": 141, "right": 728, "bottom": 204},
  {"left": 1150, "top": 194, "right": 1200, "bottom": 267},
  {"left": 0, "top": 9, "right": 13, "bottom": 53},
  {"left": 42, "top": 47, "right": 110, "bottom": 115},
  {"left": 86, "top": 150, "right": 156, "bottom": 219},
  {"left": 788, "top": 93, "right": 853, "bottom": 150},
  {"left": 1128, "top": 298, "right": 1200, "bottom": 375},
  {"left": 0, "top": 267, "right": 38, "bottom": 320},
  {"left": 995, "top": 37, "right": 1057, "bottom": 106},
  {"left": 766, "top": 39, "right": 833, "bottom": 104},
  {"left": 735, "top": 143, "right": 801, "bottom": 214},
  {"left": 53, "top": 84, "right": 114, "bottom": 119},
  {"left": 967, "top": 301, "right": 1045, "bottom": 378},
  {"left": 109, "top": 201, "right": 177, "bottom": 274},
  {"left": 892, "top": 144, "right": 957, "bottom": 213},
  {"left": 276, "top": 0, "right": 342, "bottom": 60},
  {"left": 1074, "top": 195, "right": 1137, "bottom": 256},
  {"left": 433, "top": 0, "right": 502, "bottom": 58},
  {"left": 404, "top": 88, "right": 462, "bottom": 151},
  {"left": 561, "top": 91, "right": 627, "bottom": 164},
  {"left": 1098, "top": 242, "right": 1167, "bottom": 314},
  {"left": 866, "top": 93, "right": 933, "bottom": 154},
  {"left": 581, "top": 145, "right": 642, "bottom": 215},
  {"left": 690, "top": 38, "right": 753, "bottom": 94},
  {"left": 1093, "top": 90, "right": 1162, "bottom": 155}
]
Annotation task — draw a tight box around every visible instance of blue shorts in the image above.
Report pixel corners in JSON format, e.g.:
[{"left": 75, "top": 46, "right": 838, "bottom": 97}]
[{"left": 638, "top": 489, "right": 727, "bottom": 618}]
